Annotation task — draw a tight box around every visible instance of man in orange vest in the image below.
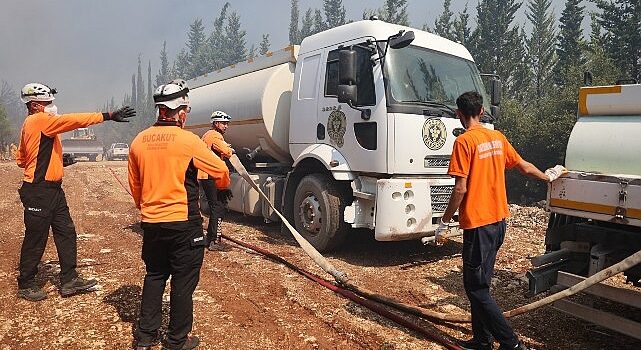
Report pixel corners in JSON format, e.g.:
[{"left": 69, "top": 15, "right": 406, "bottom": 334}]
[
  {"left": 16, "top": 83, "right": 134, "bottom": 301},
  {"left": 439, "top": 91, "right": 565, "bottom": 350},
  {"left": 129, "top": 79, "right": 230, "bottom": 350},
  {"left": 197, "top": 110, "right": 233, "bottom": 250}
]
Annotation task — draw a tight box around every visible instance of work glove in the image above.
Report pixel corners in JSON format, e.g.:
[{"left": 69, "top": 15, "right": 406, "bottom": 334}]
[
  {"left": 217, "top": 189, "right": 233, "bottom": 204},
  {"left": 62, "top": 153, "right": 76, "bottom": 167},
  {"left": 426, "top": 218, "right": 450, "bottom": 246},
  {"left": 545, "top": 165, "right": 567, "bottom": 182},
  {"left": 104, "top": 106, "right": 136, "bottom": 122}
]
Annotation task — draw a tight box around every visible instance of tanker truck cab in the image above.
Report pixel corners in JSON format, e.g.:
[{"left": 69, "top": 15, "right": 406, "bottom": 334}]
[
  {"left": 289, "top": 20, "right": 495, "bottom": 247},
  {"left": 186, "top": 19, "right": 498, "bottom": 251}
]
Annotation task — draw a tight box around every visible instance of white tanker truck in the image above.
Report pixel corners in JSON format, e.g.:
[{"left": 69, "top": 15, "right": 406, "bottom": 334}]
[{"left": 186, "top": 19, "right": 500, "bottom": 251}]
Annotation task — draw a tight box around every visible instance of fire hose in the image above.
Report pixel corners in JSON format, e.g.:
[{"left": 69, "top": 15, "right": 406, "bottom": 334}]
[{"left": 108, "top": 158, "right": 641, "bottom": 330}]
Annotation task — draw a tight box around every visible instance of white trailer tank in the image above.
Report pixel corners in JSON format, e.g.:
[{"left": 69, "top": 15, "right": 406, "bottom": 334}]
[{"left": 186, "top": 47, "right": 299, "bottom": 164}]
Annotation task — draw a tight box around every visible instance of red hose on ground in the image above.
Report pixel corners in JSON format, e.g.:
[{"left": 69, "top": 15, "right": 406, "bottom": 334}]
[
  {"left": 107, "top": 167, "right": 132, "bottom": 196},
  {"left": 107, "top": 168, "right": 462, "bottom": 348},
  {"left": 222, "top": 234, "right": 463, "bottom": 350}
]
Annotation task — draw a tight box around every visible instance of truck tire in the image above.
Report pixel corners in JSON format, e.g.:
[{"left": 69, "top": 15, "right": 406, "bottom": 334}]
[
  {"left": 89, "top": 155, "right": 97, "bottom": 162},
  {"left": 293, "top": 174, "right": 348, "bottom": 252}
]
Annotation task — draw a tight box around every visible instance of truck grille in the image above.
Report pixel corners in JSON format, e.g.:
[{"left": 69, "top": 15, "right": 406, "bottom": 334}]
[
  {"left": 424, "top": 157, "right": 450, "bottom": 168},
  {"left": 430, "top": 185, "right": 453, "bottom": 213}
]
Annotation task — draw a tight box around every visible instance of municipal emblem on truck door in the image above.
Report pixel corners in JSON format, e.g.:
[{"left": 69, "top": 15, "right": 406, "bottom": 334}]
[
  {"left": 422, "top": 118, "right": 447, "bottom": 150},
  {"left": 327, "top": 110, "right": 347, "bottom": 148}
]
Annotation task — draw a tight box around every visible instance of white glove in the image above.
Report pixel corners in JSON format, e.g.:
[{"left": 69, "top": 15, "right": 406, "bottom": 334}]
[
  {"left": 545, "top": 165, "right": 567, "bottom": 182},
  {"left": 432, "top": 218, "right": 450, "bottom": 246}
]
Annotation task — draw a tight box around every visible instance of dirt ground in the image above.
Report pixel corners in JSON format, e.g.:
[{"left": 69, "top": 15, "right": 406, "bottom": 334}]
[{"left": 0, "top": 161, "right": 640, "bottom": 350}]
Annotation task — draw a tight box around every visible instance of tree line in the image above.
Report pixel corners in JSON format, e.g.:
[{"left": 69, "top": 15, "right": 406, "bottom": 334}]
[{"left": 1, "top": 0, "right": 639, "bottom": 200}]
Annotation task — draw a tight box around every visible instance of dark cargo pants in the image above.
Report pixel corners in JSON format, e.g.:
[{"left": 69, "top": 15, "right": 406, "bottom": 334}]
[
  {"left": 137, "top": 226, "right": 205, "bottom": 349},
  {"left": 199, "top": 179, "right": 225, "bottom": 243},
  {"left": 462, "top": 220, "right": 519, "bottom": 348},
  {"left": 17, "top": 181, "right": 78, "bottom": 289}
]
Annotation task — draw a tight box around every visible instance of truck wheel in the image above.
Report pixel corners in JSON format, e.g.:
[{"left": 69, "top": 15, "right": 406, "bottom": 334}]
[
  {"left": 89, "top": 155, "right": 97, "bottom": 162},
  {"left": 293, "top": 174, "right": 348, "bottom": 252}
]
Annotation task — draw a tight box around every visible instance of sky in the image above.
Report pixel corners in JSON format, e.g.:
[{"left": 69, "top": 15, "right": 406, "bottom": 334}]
[{"left": 0, "top": 0, "right": 596, "bottom": 113}]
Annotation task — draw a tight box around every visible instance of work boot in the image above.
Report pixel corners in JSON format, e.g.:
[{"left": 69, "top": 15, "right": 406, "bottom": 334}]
[
  {"left": 60, "top": 276, "right": 97, "bottom": 297},
  {"left": 17, "top": 286, "right": 47, "bottom": 302},
  {"left": 458, "top": 338, "right": 493, "bottom": 350},
  {"left": 136, "top": 334, "right": 161, "bottom": 350},
  {"left": 162, "top": 335, "right": 200, "bottom": 350},
  {"left": 498, "top": 341, "right": 528, "bottom": 350}
]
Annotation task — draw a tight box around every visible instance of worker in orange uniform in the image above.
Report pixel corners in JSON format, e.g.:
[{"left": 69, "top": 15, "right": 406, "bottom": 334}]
[
  {"left": 128, "top": 79, "right": 230, "bottom": 350},
  {"left": 438, "top": 91, "right": 565, "bottom": 350},
  {"left": 16, "top": 83, "right": 135, "bottom": 302},
  {"left": 197, "top": 110, "right": 233, "bottom": 250}
]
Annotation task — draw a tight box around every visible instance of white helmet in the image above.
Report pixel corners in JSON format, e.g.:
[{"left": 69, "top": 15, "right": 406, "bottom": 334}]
[
  {"left": 210, "top": 110, "right": 231, "bottom": 123},
  {"left": 21, "top": 83, "right": 56, "bottom": 103},
  {"left": 153, "top": 79, "right": 189, "bottom": 109}
]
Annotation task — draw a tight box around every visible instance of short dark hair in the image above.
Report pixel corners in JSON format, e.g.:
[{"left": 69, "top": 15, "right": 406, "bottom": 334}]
[{"left": 456, "top": 91, "right": 483, "bottom": 118}]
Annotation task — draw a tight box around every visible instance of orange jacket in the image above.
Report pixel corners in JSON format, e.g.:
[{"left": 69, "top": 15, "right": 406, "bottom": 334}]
[
  {"left": 197, "top": 128, "right": 233, "bottom": 180},
  {"left": 128, "top": 124, "right": 231, "bottom": 224},
  {"left": 17, "top": 112, "right": 104, "bottom": 183}
]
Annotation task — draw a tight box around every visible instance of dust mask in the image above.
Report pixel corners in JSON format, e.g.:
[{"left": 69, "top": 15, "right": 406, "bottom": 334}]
[{"left": 44, "top": 104, "right": 59, "bottom": 116}]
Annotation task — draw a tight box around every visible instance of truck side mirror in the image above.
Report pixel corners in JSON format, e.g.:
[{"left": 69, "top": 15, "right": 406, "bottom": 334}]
[
  {"left": 491, "top": 105, "right": 500, "bottom": 121},
  {"left": 337, "top": 85, "right": 358, "bottom": 105},
  {"left": 339, "top": 49, "right": 357, "bottom": 85},
  {"left": 389, "top": 30, "right": 415, "bottom": 49},
  {"left": 490, "top": 78, "right": 502, "bottom": 106}
]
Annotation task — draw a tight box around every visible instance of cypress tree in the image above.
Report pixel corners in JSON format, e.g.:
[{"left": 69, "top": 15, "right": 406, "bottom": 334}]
[
  {"left": 595, "top": 0, "right": 641, "bottom": 81},
  {"left": 556, "top": 0, "right": 585, "bottom": 84},
  {"left": 289, "top": 0, "right": 301, "bottom": 45},
  {"left": 300, "top": 8, "right": 314, "bottom": 40},
  {"left": 156, "top": 41, "right": 170, "bottom": 86},
  {"left": 434, "top": 0, "right": 455, "bottom": 40},
  {"left": 223, "top": 11, "right": 247, "bottom": 67},
  {"left": 259, "top": 34, "right": 271, "bottom": 55},
  {"left": 470, "top": 0, "right": 525, "bottom": 98},
  {"left": 525, "top": 0, "right": 557, "bottom": 99},
  {"left": 323, "top": 0, "right": 346, "bottom": 29},
  {"left": 313, "top": 9, "right": 326, "bottom": 34},
  {"left": 453, "top": 4, "right": 472, "bottom": 45}
]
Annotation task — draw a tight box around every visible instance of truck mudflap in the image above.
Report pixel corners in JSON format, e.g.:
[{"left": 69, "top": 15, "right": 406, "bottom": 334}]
[
  {"left": 548, "top": 172, "right": 641, "bottom": 227},
  {"left": 374, "top": 177, "right": 455, "bottom": 241}
]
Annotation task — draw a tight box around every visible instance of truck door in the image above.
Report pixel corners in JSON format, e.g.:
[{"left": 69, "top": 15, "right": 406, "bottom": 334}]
[{"left": 318, "top": 41, "right": 387, "bottom": 174}]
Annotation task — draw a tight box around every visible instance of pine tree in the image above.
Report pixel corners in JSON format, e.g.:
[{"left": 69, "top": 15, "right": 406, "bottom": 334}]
[
  {"left": 222, "top": 11, "right": 247, "bottom": 67},
  {"left": 174, "top": 49, "right": 189, "bottom": 79},
  {"left": 300, "top": 8, "right": 315, "bottom": 39},
  {"left": 323, "top": 0, "right": 346, "bottom": 29},
  {"left": 470, "top": 0, "right": 525, "bottom": 98},
  {"left": 259, "top": 34, "right": 271, "bottom": 55},
  {"left": 289, "top": 0, "right": 301, "bottom": 45},
  {"left": 595, "top": 0, "right": 641, "bottom": 81},
  {"left": 452, "top": 4, "right": 472, "bottom": 45},
  {"left": 248, "top": 44, "right": 256, "bottom": 59},
  {"left": 130, "top": 74, "right": 137, "bottom": 109},
  {"left": 136, "top": 56, "right": 145, "bottom": 114},
  {"left": 156, "top": 41, "right": 170, "bottom": 86},
  {"left": 525, "top": 0, "right": 557, "bottom": 99},
  {"left": 585, "top": 12, "right": 620, "bottom": 85},
  {"left": 313, "top": 9, "right": 326, "bottom": 34},
  {"left": 434, "top": 0, "right": 455, "bottom": 40},
  {"left": 556, "top": 0, "right": 585, "bottom": 84},
  {"left": 185, "top": 18, "right": 208, "bottom": 78},
  {"left": 364, "top": 0, "right": 409, "bottom": 25}
]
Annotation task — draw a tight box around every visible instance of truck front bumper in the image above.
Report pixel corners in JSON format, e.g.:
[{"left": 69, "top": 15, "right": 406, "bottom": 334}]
[{"left": 374, "top": 177, "right": 455, "bottom": 241}]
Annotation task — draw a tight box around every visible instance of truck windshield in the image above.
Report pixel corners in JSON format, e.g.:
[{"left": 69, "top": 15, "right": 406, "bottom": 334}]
[{"left": 384, "top": 45, "right": 489, "bottom": 112}]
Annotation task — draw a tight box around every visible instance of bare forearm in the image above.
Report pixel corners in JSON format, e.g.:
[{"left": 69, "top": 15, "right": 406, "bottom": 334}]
[
  {"left": 517, "top": 160, "right": 549, "bottom": 182},
  {"left": 442, "top": 189, "right": 465, "bottom": 223}
]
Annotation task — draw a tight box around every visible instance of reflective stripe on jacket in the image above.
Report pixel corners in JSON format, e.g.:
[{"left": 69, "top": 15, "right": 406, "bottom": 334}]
[
  {"left": 128, "top": 124, "right": 231, "bottom": 224},
  {"left": 17, "top": 112, "right": 104, "bottom": 183}
]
